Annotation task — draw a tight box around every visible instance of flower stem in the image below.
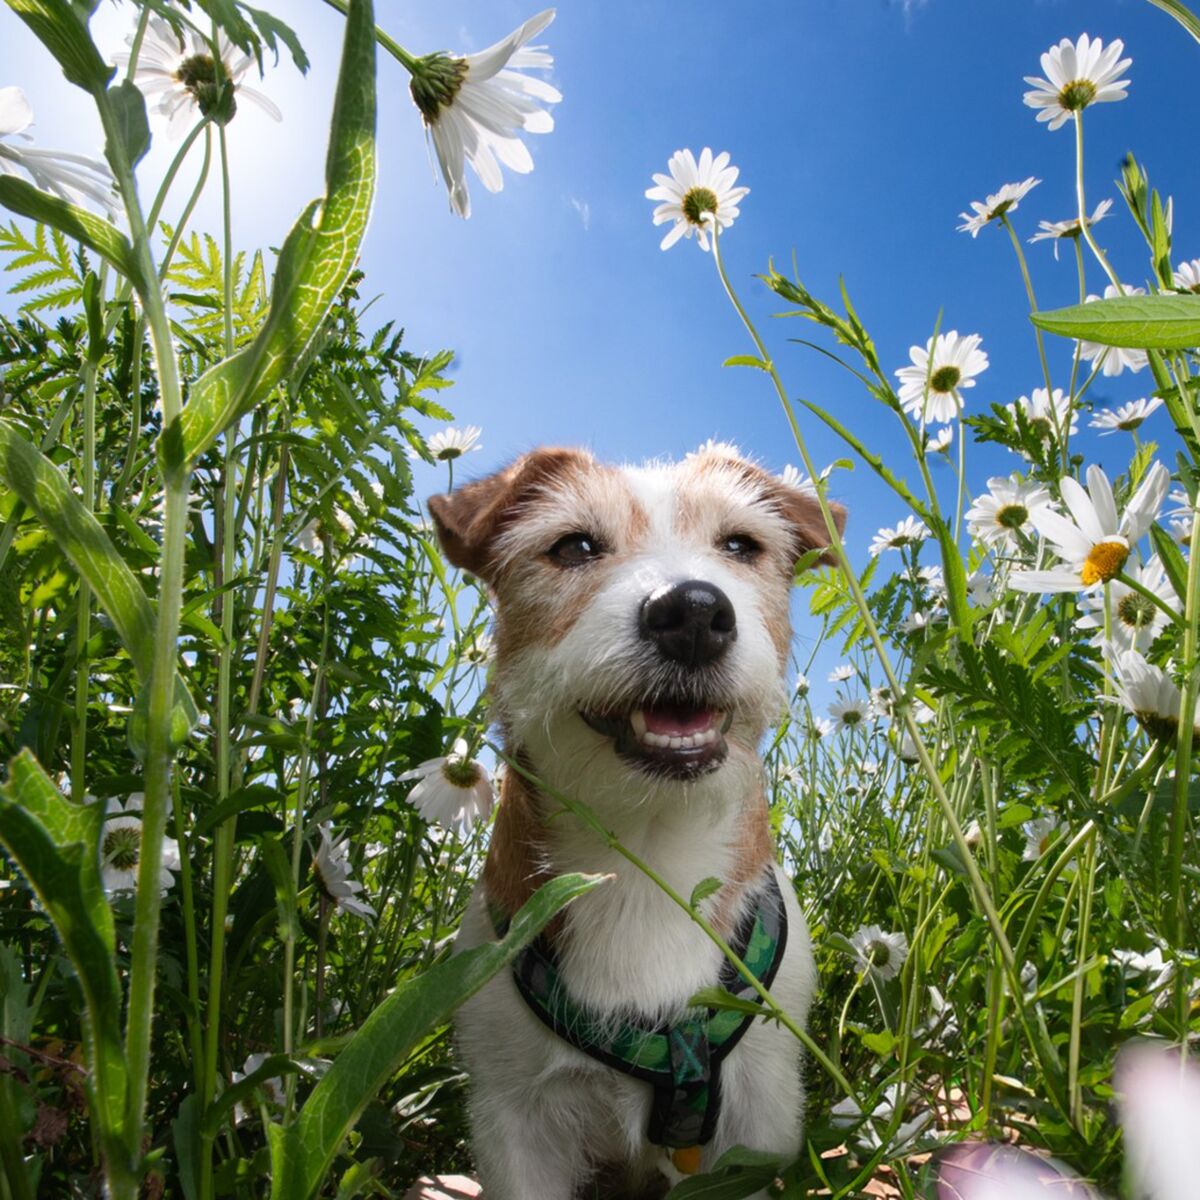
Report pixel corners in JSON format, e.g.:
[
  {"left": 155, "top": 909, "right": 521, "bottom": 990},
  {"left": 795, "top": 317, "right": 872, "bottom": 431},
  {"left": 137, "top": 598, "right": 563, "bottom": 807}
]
[
  {"left": 319, "top": 0, "right": 420, "bottom": 71},
  {"left": 1001, "top": 214, "right": 1054, "bottom": 403},
  {"left": 1073, "top": 113, "right": 1123, "bottom": 293}
]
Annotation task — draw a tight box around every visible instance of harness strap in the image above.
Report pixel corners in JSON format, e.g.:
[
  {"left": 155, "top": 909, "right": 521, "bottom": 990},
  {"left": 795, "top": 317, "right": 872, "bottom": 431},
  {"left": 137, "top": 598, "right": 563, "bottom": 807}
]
[{"left": 491, "top": 870, "right": 788, "bottom": 1150}]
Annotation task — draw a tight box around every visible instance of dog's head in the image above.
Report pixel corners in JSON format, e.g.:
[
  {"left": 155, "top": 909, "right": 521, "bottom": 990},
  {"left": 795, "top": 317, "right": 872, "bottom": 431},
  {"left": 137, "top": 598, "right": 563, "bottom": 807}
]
[{"left": 429, "top": 443, "right": 845, "bottom": 803}]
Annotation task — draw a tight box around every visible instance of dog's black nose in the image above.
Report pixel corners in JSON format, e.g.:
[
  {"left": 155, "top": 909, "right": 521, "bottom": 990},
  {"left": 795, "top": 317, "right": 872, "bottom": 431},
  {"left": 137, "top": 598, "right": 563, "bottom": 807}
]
[{"left": 640, "top": 580, "right": 737, "bottom": 667}]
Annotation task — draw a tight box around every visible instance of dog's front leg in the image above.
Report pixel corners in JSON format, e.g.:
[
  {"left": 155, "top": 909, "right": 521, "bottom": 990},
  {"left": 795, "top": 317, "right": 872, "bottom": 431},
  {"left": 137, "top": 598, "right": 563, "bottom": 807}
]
[{"left": 469, "top": 1089, "right": 590, "bottom": 1200}]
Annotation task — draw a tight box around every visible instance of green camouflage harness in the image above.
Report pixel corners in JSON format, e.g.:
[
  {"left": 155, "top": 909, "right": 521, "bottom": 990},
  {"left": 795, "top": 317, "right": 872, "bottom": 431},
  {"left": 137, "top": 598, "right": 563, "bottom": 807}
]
[{"left": 491, "top": 872, "right": 788, "bottom": 1150}]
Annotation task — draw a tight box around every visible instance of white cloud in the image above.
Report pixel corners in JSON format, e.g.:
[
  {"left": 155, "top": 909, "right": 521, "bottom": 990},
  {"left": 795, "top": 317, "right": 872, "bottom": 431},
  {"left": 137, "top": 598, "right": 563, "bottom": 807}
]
[{"left": 569, "top": 196, "right": 591, "bottom": 231}]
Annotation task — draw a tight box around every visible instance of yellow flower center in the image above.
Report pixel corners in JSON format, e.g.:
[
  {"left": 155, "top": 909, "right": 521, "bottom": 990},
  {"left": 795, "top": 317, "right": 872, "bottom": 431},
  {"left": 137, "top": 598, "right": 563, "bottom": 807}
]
[{"left": 1080, "top": 540, "right": 1129, "bottom": 586}]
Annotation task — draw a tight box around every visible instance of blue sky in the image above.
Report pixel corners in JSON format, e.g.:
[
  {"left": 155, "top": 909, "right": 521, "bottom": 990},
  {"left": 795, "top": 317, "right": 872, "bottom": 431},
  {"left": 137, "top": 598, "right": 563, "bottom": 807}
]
[{"left": 2, "top": 0, "right": 1197, "bottom": 688}]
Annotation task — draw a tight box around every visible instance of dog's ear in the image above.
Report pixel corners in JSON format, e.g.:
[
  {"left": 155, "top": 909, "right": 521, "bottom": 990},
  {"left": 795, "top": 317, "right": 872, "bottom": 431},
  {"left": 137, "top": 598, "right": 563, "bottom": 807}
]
[
  {"left": 427, "top": 447, "right": 595, "bottom": 582},
  {"left": 772, "top": 481, "right": 847, "bottom": 568}
]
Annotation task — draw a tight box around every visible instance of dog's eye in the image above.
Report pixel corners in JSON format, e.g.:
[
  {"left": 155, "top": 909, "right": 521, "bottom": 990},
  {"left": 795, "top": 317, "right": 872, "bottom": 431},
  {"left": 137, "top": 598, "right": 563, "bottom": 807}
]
[
  {"left": 721, "top": 533, "right": 762, "bottom": 560},
  {"left": 547, "top": 532, "right": 604, "bottom": 566}
]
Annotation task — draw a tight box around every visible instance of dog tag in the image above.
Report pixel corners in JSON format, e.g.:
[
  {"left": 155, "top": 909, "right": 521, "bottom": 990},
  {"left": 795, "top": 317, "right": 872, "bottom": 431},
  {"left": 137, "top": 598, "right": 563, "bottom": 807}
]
[{"left": 671, "top": 1146, "right": 703, "bottom": 1175}]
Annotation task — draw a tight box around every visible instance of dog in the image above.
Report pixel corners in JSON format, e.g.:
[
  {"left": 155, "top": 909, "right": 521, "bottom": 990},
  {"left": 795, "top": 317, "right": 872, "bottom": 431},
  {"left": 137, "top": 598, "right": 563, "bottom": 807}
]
[{"left": 428, "top": 442, "right": 845, "bottom": 1200}]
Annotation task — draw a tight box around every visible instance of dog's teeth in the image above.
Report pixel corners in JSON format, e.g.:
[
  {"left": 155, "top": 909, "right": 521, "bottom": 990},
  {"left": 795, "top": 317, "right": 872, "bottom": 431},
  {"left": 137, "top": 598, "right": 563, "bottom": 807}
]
[
  {"left": 646, "top": 732, "right": 670, "bottom": 748},
  {"left": 668, "top": 735, "right": 686, "bottom": 749},
  {"left": 630, "top": 710, "right": 648, "bottom": 739}
]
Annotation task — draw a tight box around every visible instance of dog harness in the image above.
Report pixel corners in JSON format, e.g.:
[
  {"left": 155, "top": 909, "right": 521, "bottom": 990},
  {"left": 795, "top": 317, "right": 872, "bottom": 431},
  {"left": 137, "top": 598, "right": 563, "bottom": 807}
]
[{"left": 490, "top": 871, "right": 788, "bottom": 1164}]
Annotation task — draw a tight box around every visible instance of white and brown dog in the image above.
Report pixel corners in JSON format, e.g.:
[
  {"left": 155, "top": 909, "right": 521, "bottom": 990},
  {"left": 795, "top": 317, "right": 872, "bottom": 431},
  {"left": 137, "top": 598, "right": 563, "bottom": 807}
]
[{"left": 428, "top": 443, "right": 845, "bottom": 1200}]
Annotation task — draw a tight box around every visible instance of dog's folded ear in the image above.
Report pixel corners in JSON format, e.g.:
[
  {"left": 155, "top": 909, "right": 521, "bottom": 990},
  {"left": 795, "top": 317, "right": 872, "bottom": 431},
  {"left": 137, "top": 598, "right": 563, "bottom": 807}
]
[
  {"left": 772, "top": 480, "right": 847, "bottom": 569},
  {"left": 428, "top": 447, "right": 595, "bottom": 582}
]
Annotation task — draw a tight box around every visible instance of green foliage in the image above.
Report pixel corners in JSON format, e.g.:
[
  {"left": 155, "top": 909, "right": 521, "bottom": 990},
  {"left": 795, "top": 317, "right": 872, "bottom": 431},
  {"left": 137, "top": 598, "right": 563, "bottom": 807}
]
[
  {"left": 0, "top": 220, "right": 89, "bottom": 313},
  {"left": 1032, "top": 293, "right": 1200, "bottom": 349}
]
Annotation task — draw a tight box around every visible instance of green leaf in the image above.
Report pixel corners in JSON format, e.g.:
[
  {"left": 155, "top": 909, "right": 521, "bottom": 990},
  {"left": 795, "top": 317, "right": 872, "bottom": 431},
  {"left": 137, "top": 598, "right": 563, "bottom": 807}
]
[
  {"left": 1150, "top": 524, "right": 1189, "bottom": 601},
  {"left": 665, "top": 1145, "right": 784, "bottom": 1199},
  {"left": 0, "top": 752, "right": 126, "bottom": 1149},
  {"left": 859, "top": 1028, "right": 895, "bottom": 1056},
  {"left": 268, "top": 871, "right": 607, "bottom": 1200},
  {"left": 5, "top": 0, "right": 113, "bottom": 90},
  {"left": 1147, "top": 0, "right": 1200, "bottom": 44},
  {"left": 201, "top": 1054, "right": 305, "bottom": 1137},
  {"left": 722, "top": 355, "right": 770, "bottom": 370},
  {"left": 0, "top": 419, "right": 155, "bottom": 678},
  {"left": 1031, "top": 295, "right": 1200, "bottom": 350},
  {"left": 688, "top": 986, "right": 768, "bottom": 1018},
  {"left": 0, "top": 179, "right": 136, "bottom": 281},
  {"left": 172, "top": 1094, "right": 201, "bottom": 1200},
  {"left": 105, "top": 80, "right": 150, "bottom": 168},
  {"left": 171, "top": 0, "right": 377, "bottom": 467},
  {"left": 690, "top": 876, "right": 722, "bottom": 907}
]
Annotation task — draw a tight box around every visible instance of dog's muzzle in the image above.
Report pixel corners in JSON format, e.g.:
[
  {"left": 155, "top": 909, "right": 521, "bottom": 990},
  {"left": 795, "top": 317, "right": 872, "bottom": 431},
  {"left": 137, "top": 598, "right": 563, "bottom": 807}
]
[{"left": 639, "top": 579, "right": 737, "bottom": 668}]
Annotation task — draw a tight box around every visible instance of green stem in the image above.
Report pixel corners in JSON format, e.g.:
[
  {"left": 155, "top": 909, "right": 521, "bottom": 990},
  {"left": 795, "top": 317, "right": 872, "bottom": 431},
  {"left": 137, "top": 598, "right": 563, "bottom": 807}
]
[
  {"left": 1001, "top": 214, "right": 1055, "bottom": 404},
  {"left": 319, "top": 0, "right": 419, "bottom": 71},
  {"left": 1074, "top": 113, "right": 1123, "bottom": 294}
]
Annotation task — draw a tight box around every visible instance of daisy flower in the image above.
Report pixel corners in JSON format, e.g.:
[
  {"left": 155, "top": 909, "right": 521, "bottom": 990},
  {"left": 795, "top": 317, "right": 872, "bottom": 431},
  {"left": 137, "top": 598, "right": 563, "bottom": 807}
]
[
  {"left": 1076, "top": 556, "right": 1177, "bottom": 652},
  {"left": 1078, "top": 285, "right": 1149, "bottom": 377},
  {"left": 116, "top": 16, "right": 281, "bottom": 136},
  {"left": 398, "top": 738, "right": 495, "bottom": 834},
  {"left": 462, "top": 629, "right": 494, "bottom": 666},
  {"left": 0, "top": 87, "right": 114, "bottom": 211},
  {"left": 957, "top": 177, "right": 1040, "bottom": 237},
  {"left": 900, "top": 610, "right": 942, "bottom": 634},
  {"left": 869, "top": 686, "right": 895, "bottom": 719},
  {"left": 425, "top": 425, "right": 482, "bottom": 461},
  {"left": 869, "top": 515, "right": 930, "bottom": 556},
  {"left": 924, "top": 425, "right": 953, "bottom": 454},
  {"left": 779, "top": 463, "right": 818, "bottom": 494},
  {"left": 849, "top": 924, "right": 909, "bottom": 981},
  {"left": 828, "top": 697, "right": 869, "bottom": 730},
  {"left": 1110, "top": 946, "right": 1174, "bottom": 991},
  {"left": 912, "top": 564, "right": 946, "bottom": 596},
  {"left": 895, "top": 331, "right": 988, "bottom": 424},
  {"left": 294, "top": 508, "right": 355, "bottom": 555},
  {"left": 967, "top": 570, "right": 995, "bottom": 607},
  {"left": 100, "top": 793, "right": 181, "bottom": 896},
  {"left": 1028, "top": 198, "right": 1113, "bottom": 255},
  {"left": 828, "top": 664, "right": 855, "bottom": 683},
  {"left": 1022, "top": 815, "right": 1065, "bottom": 860},
  {"left": 966, "top": 475, "right": 1056, "bottom": 549},
  {"left": 407, "top": 9, "right": 560, "bottom": 219},
  {"left": 645, "top": 147, "right": 749, "bottom": 252},
  {"left": 809, "top": 717, "right": 835, "bottom": 740},
  {"left": 793, "top": 673, "right": 810, "bottom": 697},
  {"left": 1173, "top": 259, "right": 1200, "bottom": 292},
  {"left": 1008, "top": 387, "right": 1078, "bottom": 445},
  {"left": 1008, "top": 462, "right": 1169, "bottom": 594},
  {"left": 896, "top": 729, "right": 920, "bottom": 762},
  {"left": 1023, "top": 34, "right": 1131, "bottom": 130},
  {"left": 1089, "top": 396, "right": 1164, "bottom": 434},
  {"left": 312, "top": 823, "right": 376, "bottom": 920},
  {"left": 1170, "top": 517, "right": 1191, "bottom": 547},
  {"left": 1109, "top": 645, "right": 1199, "bottom": 742}
]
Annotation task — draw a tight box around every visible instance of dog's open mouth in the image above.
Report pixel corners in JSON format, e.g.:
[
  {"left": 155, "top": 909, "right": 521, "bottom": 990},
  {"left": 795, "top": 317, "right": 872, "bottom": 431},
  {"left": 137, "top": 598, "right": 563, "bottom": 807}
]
[{"left": 580, "top": 702, "right": 733, "bottom": 777}]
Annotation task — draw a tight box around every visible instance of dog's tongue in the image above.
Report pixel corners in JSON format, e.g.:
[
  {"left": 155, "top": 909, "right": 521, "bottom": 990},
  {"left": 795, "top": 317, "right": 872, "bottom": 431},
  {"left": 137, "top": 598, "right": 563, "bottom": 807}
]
[{"left": 642, "top": 704, "right": 714, "bottom": 736}]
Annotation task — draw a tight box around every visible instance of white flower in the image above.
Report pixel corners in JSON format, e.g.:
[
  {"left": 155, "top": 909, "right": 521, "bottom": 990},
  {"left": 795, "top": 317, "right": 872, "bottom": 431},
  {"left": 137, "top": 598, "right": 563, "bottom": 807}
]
[
  {"left": 462, "top": 629, "right": 494, "bottom": 666},
  {"left": 1168, "top": 488, "right": 1195, "bottom": 519},
  {"left": 1110, "top": 946, "right": 1174, "bottom": 991},
  {"left": 1089, "top": 396, "right": 1164, "bottom": 434},
  {"left": 313, "top": 824, "right": 376, "bottom": 920},
  {"left": 1108, "top": 644, "right": 1200, "bottom": 742},
  {"left": 1173, "top": 259, "right": 1200, "bottom": 292},
  {"left": 398, "top": 738, "right": 495, "bottom": 834},
  {"left": 816, "top": 825, "right": 833, "bottom": 853},
  {"left": 810, "top": 717, "right": 835, "bottom": 740},
  {"left": 924, "top": 424, "right": 954, "bottom": 454},
  {"left": 869, "top": 515, "right": 930, "bottom": 556},
  {"left": 1007, "top": 387, "right": 1078, "bottom": 444},
  {"left": 849, "top": 924, "right": 909, "bottom": 981},
  {"left": 426, "top": 425, "right": 482, "bottom": 462},
  {"left": 294, "top": 508, "right": 355, "bottom": 555},
  {"left": 779, "top": 463, "right": 819, "bottom": 494},
  {"left": 830, "top": 1084, "right": 933, "bottom": 1156},
  {"left": 859, "top": 758, "right": 881, "bottom": 776},
  {"left": 0, "top": 87, "right": 114, "bottom": 211},
  {"left": 1023, "top": 815, "right": 1064, "bottom": 860},
  {"left": 1023, "top": 34, "right": 1132, "bottom": 130},
  {"left": 407, "top": 9, "right": 559, "bottom": 219},
  {"left": 966, "top": 475, "right": 1056, "bottom": 549},
  {"left": 1078, "top": 286, "right": 1149, "bottom": 376},
  {"left": 895, "top": 331, "right": 988, "bottom": 424},
  {"left": 1028, "top": 198, "right": 1113, "bottom": 255},
  {"left": 869, "top": 686, "right": 896, "bottom": 719},
  {"left": 1171, "top": 516, "right": 1192, "bottom": 546},
  {"left": 1008, "top": 462, "right": 1169, "bottom": 594},
  {"left": 901, "top": 609, "right": 942, "bottom": 634},
  {"left": 232, "top": 1052, "right": 285, "bottom": 1114},
  {"left": 100, "top": 793, "right": 181, "bottom": 896},
  {"left": 645, "top": 147, "right": 749, "bottom": 252},
  {"left": 828, "top": 698, "right": 870, "bottom": 730},
  {"left": 913, "top": 565, "right": 946, "bottom": 596},
  {"left": 1076, "top": 556, "right": 1177, "bottom": 652},
  {"left": 897, "top": 729, "right": 920, "bottom": 762},
  {"left": 793, "top": 673, "right": 810, "bottom": 697},
  {"left": 957, "top": 177, "right": 1040, "bottom": 237},
  {"left": 828, "top": 664, "right": 855, "bottom": 683},
  {"left": 115, "top": 16, "right": 281, "bottom": 137}
]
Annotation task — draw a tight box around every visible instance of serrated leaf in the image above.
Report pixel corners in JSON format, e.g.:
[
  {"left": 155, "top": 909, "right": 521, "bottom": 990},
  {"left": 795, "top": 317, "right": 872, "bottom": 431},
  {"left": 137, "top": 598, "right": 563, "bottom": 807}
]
[
  {"left": 0, "top": 179, "right": 135, "bottom": 281},
  {"left": 1031, "top": 295, "right": 1200, "bottom": 350},
  {"left": 268, "top": 871, "right": 607, "bottom": 1200},
  {"left": 0, "top": 752, "right": 126, "bottom": 1152},
  {"left": 6, "top": 0, "right": 113, "bottom": 90},
  {"left": 690, "top": 876, "right": 722, "bottom": 907},
  {"left": 171, "top": 0, "right": 377, "bottom": 467}
]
